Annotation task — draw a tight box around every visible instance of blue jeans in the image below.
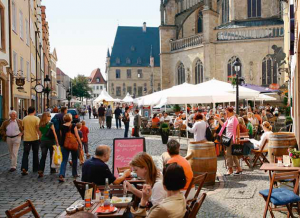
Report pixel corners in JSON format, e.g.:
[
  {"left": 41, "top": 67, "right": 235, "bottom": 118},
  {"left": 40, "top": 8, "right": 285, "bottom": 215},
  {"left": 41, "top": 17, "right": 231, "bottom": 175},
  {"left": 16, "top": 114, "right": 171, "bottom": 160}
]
[
  {"left": 116, "top": 118, "right": 121, "bottom": 128},
  {"left": 59, "top": 147, "right": 78, "bottom": 177},
  {"left": 124, "top": 122, "right": 129, "bottom": 138}
]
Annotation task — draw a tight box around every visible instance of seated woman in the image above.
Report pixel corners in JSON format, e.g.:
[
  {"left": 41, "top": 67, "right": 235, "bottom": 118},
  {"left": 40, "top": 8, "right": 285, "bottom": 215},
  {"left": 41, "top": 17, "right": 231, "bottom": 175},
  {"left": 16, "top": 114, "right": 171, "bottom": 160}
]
[
  {"left": 152, "top": 114, "right": 160, "bottom": 124},
  {"left": 244, "top": 121, "right": 272, "bottom": 151},
  {"left": 238, "top": 117, "right": 248, "bottom": 134},
  {"left": 124, "top": 152, "right": 167, "bottom": 206},
  {"left": 174, "top": 114, "right": 183, "bottom": 129},
  {"left": 243, "top": 116, "right": 253, "bottom": 138},
  {"left": 131, "top": 163, "right": 187, "bottom": 218}
]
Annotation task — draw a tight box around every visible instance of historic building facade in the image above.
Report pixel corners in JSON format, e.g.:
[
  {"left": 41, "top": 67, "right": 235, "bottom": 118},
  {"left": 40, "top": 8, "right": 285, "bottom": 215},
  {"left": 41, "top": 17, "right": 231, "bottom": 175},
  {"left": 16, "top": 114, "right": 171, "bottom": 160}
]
[
  {"left": 88, "top": 68, "right": 106, "bottom": 99},
  {"left": 50, "top": 48, "right": 58, "bottom": 106},
  {"left": 160, "top": 0, "right": 285, "bottom": 89},
  {"left": 106, "top": 23, "right": 161, "bottom": 99}
]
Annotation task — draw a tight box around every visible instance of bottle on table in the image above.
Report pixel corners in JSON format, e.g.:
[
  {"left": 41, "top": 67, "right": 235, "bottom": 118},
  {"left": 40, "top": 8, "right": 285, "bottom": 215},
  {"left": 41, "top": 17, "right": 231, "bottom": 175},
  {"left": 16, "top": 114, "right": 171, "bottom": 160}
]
[
  {"left": 103, "top": 178, "right": 111, "bottom": 209},
  {"left": 84, "top": 184, "right": 91, "bottom": 210},
  {"left": 95, "top": 188, "right": 101, "bottom": 201}
]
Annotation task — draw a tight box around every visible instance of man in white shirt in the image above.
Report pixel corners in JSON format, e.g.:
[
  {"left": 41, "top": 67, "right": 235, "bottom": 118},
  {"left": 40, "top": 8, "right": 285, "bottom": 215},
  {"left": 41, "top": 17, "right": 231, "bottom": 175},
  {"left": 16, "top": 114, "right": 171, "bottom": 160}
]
[{"left": 187, "top": 114, "right": 207, "bottom": 142}]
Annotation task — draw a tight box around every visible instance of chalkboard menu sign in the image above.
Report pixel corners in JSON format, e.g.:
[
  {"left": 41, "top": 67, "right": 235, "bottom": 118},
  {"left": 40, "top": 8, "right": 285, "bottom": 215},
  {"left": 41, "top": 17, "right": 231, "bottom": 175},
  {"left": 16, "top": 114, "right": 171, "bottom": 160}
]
[{"left": 113, "top": 138, "right": 146, "bottom": 177}]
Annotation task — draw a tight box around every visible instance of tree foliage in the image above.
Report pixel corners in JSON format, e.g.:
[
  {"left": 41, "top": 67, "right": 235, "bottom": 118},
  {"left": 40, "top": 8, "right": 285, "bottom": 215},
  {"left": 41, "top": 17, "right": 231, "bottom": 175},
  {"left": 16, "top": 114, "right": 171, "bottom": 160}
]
[{"left": 71, "top": 75, "right": 93, "bottom": 100}]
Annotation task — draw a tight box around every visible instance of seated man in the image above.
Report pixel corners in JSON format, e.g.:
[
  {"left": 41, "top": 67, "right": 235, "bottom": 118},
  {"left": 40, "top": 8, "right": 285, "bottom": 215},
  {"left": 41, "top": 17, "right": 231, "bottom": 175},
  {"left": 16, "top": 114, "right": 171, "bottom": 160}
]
[
  {"left": 166, "top": 139, "right": 195, "bottom": 200},
  {"left": 82, "top": 145, "right": 131, "bottom": 185}
]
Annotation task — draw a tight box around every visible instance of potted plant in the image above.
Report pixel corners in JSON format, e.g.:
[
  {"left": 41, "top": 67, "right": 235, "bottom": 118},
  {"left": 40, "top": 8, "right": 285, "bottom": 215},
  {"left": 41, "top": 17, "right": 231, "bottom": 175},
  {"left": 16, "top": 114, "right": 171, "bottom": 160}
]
[
  {"left": 160, "top": 123, "right": 169, "bottom": 144},
  {"left": 289, "top": 148, "right": 300, "bottom": 167}
]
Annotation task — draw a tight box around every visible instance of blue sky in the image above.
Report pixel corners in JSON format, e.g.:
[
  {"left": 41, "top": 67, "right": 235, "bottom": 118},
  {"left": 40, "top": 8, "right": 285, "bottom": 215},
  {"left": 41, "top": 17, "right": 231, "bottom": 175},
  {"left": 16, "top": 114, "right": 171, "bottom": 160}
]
[{"left": 42, "top": 0, "right": 161, "bottom": 79}]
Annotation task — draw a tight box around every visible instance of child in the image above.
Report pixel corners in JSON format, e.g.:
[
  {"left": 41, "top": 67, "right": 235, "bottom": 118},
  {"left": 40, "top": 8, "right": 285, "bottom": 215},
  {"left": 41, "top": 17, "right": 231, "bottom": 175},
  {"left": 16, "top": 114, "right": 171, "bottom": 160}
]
[
  {"left": 80, "top": 121, "right": 90, "bottom": 158},
  {"left": 76, "top": 122, "right": 85, "bottom": 165}
]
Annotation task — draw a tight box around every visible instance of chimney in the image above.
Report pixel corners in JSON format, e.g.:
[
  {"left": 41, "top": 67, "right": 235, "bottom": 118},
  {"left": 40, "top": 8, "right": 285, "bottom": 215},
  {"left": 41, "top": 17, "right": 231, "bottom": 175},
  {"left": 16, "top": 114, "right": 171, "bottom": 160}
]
[{"left": 143, "top": 22, "right": 147, "bottom": 32}]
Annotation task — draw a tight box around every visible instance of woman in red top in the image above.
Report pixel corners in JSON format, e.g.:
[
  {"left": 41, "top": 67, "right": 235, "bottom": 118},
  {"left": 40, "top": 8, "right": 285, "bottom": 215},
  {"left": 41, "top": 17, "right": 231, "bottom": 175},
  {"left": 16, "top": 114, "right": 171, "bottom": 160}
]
[
  {"left": 238, "top": 117, "right": 248, "bottom": 133},
  {"left": 80, "top": 121, "right": 90, "bottom": 158},
  {"left": 152, "top": 114, "right": 160, "bottom": 124}
]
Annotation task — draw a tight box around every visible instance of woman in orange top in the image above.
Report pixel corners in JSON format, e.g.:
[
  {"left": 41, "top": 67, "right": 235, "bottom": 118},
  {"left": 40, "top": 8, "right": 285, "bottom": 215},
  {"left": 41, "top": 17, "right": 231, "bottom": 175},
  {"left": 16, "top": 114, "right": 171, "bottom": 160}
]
[{"left": 152, "top": 114, "right": 160, "bottom": 124}]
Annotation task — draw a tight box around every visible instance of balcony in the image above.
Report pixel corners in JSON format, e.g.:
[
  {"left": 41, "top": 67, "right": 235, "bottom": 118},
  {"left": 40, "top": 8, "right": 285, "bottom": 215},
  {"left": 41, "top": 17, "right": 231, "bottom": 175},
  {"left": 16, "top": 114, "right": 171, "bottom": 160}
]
[
  {"left": 170, "top": 34, "right": 203, "bottom": 52},
  {"left": 217, "top": 26, "right": 284, "bottom": 41}
]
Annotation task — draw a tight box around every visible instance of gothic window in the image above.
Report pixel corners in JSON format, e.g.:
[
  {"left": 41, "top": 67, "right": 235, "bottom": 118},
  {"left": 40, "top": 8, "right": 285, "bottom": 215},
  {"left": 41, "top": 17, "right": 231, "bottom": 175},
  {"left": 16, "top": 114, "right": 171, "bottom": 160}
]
[
  {"left": 127, "top": 69, "right": 131, "bottom": 78},
  {"left": 116, "top": 87, "right": 121, "bottom": 97},
  {"left": 222, "top": 0, "right": 229, "bottom": 23},
  {"left": 195, "top": 59, "right": 204, "bottom": 84},
  {"left": 137, "top": 69, "right": 143, "bottom": 78},
  {"left": 116, "top": 57, "right": 120, "bottom": 64},
  {"left": 116, "top": 69, "right": 121, "bottom": 79},
  {"left": 133, "top": 83, "right": 137, "bottom": 95},
  {"left": 177, "top": 63, "right": 185, "bottom": 85},
  {"left": 227, "top": 56, "right": 242, "bottom": 80},
  {"left": 197, "top": 11, "right": 203, "bottom": 33},
  {"left": 157, "top": 83, "right": 161, "bottom": 91},
  {"left": 138, "top": 87, "right": 143, "bottom": 96},
  {"left": 262, "top": 55, "right": 277, "bottom": 86},
  {"left": 127, "top": 86, "right": 132, "bottom": 94},
  {"left": 248, "top": 0, "right": 261, "bottom": 18},
  {"left": 126, "top": 58, "right": 131, "bottom": 64}
]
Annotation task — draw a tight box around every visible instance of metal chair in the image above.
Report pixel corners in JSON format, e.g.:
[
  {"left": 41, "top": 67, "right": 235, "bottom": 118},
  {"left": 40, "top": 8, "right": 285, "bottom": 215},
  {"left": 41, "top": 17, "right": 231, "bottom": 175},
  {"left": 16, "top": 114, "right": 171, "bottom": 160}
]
[{"left": 5, "top": 200, "right": 40, "bottom": 218}]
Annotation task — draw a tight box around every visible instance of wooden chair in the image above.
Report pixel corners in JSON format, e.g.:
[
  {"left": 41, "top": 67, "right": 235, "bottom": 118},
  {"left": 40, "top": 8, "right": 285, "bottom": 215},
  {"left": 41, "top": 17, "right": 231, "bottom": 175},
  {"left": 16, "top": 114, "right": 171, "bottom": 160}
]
[
  {"left": 73, "top": 180, "right": 97, "bottom": 200},
  {"left": 185, "top": 193, "right": 207, "bottom": 218},
  {"left": 184, "top": 173, "right": 207, "bottom": 200},
  {"left": 117, "top": 166, "right": 131, "bottom": 174},
  {"left": 150, "top": 122, "right": 160, "bottom": 135},
  {"left": 251, "top": 139, "right": 269, "bottom": 168},
  {"left": 5, "top": 199, "right": 40, "bottom": 218},
  {"left": 259, "top": 171, "right": 300, "bottom": 218}
]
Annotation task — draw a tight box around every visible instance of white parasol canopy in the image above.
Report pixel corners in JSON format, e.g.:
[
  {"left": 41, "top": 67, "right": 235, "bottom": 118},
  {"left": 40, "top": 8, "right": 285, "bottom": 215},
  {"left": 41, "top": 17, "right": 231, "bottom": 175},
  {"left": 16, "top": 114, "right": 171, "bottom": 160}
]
[
  {"left": 122, "top": 93, "right": 134, "bottom": 103},
  {"left": 247, "top": 93, "right": 277, "bottom": 101},
  {"left": 61, "top": 99, "right": 81, "bottom": 103},
  {"left": 94, "top": 90, "right": 115, "bottom": 103}
]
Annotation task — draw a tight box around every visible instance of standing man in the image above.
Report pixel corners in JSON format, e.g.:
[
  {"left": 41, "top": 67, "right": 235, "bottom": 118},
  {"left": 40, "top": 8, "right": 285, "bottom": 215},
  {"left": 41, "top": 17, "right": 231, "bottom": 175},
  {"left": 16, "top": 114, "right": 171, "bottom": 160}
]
[
  {"left": 133, "top": 109, "right": 141, "bottom": 137},
  {"left": 0, "top": 111, "right": 23, "bottom": 172},
  {"left": 98, "top": 104, "right": 106, "bottom": 129},
  {"left": 114, "top": 105, "right": 122, "bottom": 129},
  {"left": 21, "top": 106, "right": 40, "bottom": 175},
  {"left": 51, "top": 106, "right": 68, "bottom": 144},
  {"left": 106, "top": 105, "right": 112, "bottom": 129}
]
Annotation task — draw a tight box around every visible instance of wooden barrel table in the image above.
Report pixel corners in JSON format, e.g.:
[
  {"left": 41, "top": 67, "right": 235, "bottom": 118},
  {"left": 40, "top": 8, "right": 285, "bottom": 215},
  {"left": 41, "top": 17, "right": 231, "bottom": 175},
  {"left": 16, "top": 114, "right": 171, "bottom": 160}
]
[
  {"left": 186, "top": 141, "right": 217, "bottom": 185},
  {"left": 268, "top": 132, "right": 297, "bottom": 163}
]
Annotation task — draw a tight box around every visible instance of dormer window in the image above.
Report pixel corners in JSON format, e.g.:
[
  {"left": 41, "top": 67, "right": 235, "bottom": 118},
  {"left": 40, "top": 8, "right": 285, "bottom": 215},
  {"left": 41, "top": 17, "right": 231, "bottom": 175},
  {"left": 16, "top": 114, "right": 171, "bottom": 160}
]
[
  {"left": 116, "top": 57, "right": 120, "bottom": 64},
  {"left": 126, "top": 58, "right": 131, "bottom": 64},
  {"left": 96, "top": 78, "right": 100, "bottom": 82},
  {"left": 137, "top": 57, "right": 142, "bottom": 65},
  {"left": 131, "top": 46, "right": 135, "bottom": 51}
]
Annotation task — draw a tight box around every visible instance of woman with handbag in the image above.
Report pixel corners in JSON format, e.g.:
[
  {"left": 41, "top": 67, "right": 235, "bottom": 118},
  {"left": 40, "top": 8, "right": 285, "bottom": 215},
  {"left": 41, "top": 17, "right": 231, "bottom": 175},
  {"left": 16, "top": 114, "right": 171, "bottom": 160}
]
[
  {"left": 58, "top": 114, "right": 83, "bottom": 182},
  {"left": 38, "top": 112, "right": 60, "bottom": 178},
  {"left": 123, "top": 107, "right": 130, "bottom": 138},
  {"left": 218, "top": 107, "right": 242, "bottom": 176}
]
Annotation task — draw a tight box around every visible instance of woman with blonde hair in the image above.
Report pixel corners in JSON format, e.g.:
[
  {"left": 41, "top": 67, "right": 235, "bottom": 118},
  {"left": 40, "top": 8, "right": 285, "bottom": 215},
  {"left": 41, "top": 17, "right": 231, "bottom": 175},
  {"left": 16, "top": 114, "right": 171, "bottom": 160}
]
[
  {"left": 38, "top": 112, "right": 60, "bottom": 178},
  {"left": 247, "top": 112, "right": 258, "bottom": 126},
  {"left": 124, "top": 152, "right": 167, "bottom": 206},
  {"left": 238, "top": 117, "right": 248, "bottom": 133}
]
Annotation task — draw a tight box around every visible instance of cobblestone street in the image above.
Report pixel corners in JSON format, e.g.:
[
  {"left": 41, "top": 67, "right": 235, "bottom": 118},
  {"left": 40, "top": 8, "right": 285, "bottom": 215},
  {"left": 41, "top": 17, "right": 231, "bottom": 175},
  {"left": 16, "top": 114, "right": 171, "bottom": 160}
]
[{"left": 0, "top": 118, "right": 294, "bottom": 218}]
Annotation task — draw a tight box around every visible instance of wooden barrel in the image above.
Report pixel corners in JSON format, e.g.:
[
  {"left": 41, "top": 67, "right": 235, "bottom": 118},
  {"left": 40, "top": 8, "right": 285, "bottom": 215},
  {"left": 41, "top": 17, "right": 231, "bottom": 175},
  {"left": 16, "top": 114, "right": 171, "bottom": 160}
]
[
  {"left": 268, "top": 132, "right": 298, "bottom": 163},
  {"left": 186, "top": 141, "right": 217, "bottom": 185}
]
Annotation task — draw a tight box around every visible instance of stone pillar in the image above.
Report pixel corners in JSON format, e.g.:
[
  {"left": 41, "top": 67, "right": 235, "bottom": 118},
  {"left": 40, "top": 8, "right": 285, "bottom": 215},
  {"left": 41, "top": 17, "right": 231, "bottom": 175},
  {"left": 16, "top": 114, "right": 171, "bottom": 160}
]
[{"left": 165, "top": 0, "right": 177, "bottom": 25}]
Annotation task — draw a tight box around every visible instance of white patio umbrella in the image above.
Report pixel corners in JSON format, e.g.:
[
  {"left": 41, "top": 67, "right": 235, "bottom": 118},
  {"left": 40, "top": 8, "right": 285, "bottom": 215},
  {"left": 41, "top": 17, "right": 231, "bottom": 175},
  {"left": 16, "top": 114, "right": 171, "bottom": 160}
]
[
  {"left": 122, "top": 93, "right": 134, "bottom": 103},
  {"left": 247, "top": 94, "right": 276, "bottom": 101},
  {"left": 94, "top": 90, "right": 115, "bottom": 103},
  {"left": 61, "top": 99, "right": 81, "bottom": 103}
]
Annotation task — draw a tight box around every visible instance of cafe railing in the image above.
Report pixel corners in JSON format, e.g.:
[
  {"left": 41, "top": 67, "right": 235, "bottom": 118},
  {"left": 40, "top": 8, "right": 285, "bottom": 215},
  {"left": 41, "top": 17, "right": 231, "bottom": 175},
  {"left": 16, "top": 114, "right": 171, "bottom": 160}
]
[
  {"left": 217, "top": 26, "right": 284, "bottom": 41},
  {"left": 170, "top": 34, "right": 203, "bottom": 51}
]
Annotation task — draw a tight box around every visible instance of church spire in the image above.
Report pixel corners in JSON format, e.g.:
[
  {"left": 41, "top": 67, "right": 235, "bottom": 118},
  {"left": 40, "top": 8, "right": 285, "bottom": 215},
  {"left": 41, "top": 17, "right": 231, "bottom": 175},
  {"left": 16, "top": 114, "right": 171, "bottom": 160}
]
[{"left": 107, "top": 48, "right": 111, "bottom": 57}]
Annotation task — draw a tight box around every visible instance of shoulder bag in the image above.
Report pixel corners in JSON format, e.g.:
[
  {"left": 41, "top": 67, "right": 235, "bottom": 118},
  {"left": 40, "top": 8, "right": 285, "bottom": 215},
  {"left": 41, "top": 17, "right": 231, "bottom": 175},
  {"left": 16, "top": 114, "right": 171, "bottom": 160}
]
[
  {"left": 221, "top": 135, "right": 232, "bottom": 147},
  {"left": 64, "top": 125, "right": 79, "bottom": 151},
  {"left": 231, "top": 144, "right": 244, "bottom": 155}
]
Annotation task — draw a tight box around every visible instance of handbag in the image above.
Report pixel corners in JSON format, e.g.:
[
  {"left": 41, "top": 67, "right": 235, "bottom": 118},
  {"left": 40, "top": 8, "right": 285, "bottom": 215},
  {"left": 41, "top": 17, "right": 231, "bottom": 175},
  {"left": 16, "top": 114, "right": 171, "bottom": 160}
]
[
  {"left": 221, "top": 135, "right": 232, "bottom": 147},
  {"left": 64, "top": 125, "right": 79, "bottom": 151},
  {"left": 45, "top": 123, "right": 55, "bottom": 139},
  {"left": 232, "top": 144, "right": 244, "bottom": 155},
  {"left": 51, "top": 145, "right": 62, "bottom": 168}
]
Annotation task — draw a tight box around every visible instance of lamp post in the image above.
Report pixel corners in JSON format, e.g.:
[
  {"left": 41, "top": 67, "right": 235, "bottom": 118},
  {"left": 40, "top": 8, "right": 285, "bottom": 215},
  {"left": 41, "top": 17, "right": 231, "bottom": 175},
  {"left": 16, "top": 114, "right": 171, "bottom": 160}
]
[
  {"left": 43, "top": 75, "right": 51, "bottom": 110},
  {"left": 233, "top": 61, "right": 241, "bottom": 115}
]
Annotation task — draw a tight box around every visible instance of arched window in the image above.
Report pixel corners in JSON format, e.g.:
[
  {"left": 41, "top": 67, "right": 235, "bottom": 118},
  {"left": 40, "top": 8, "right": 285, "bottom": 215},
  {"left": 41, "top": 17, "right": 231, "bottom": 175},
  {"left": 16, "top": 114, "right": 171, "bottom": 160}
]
[
  {"left": 262, "top": 55, "right": 277, "bottom": 86},
  {"left": 177, "top": 63, "right": 185, "bottom": 85},
  {"left": 248, "top": 0, "right": 261, "bottom": 18},
  {"left": 197, "top": 11, "right": 203, "bottom": 33},
  {"left": 222, "top": 0, "right": 229, "bottom": 23},
  {"left": 227, "top": 56, "right": 242, "bottom": 80},
  {"left": 195, "top": 59, "right": 204, "bottom": 84}
]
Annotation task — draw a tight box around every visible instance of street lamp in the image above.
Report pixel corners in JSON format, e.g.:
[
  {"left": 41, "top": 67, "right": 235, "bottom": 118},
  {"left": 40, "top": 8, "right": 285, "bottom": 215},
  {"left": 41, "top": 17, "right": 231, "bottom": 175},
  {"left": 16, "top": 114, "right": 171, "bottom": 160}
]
[
  {"left": 233, "top": 60, "right": 241, "bottom": 115},
  {"left": 43, "top": 75, "right": 51, "bottom": 110}
]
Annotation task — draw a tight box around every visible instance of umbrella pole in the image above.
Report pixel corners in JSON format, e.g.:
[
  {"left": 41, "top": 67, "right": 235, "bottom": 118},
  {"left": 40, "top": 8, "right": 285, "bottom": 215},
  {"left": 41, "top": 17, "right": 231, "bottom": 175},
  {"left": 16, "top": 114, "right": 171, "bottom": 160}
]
[{"left": 185, "top": 103, "right": 188, "bottom": 143}]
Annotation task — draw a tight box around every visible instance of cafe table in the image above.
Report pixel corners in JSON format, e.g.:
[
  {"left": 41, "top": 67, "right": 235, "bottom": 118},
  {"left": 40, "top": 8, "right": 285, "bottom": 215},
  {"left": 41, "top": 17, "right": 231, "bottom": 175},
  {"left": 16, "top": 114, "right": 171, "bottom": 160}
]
[
  {"left": 238, "top": 137, "right": 251, "bottom": 168},
  {"left": 260, "top": 163, "right": 300, "bottom": 180},
  {"left": 58, "top": 200, "right": 128, "bottom": 218}
]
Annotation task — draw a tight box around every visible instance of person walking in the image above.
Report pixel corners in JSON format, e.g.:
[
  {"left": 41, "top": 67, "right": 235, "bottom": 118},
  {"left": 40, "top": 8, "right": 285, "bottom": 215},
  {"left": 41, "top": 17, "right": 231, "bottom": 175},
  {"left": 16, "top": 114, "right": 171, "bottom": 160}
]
[
  {"left": 106, "top": 105, "right": 112, "bottom": 129},
  {"left": 21, "top": 106, "right": 40, "bottom": 175},
  {"left": 123, "top": 107, "right": 130, "bottom": 138},
  {"left": 187, "top": 114, "right": 207, "bottom": 142},
  {"left": 218, "top": 107, "right": 242, "bottom": 176},
  {"left": 88, "top": 106, "right": 92, "bottom": 119},
  {"left": 58, "top": 114, "right": 82, "bottom": 182},
  {"left": 38, "top": 112, "right": 60, "bottom": 177},
  {"left": 114, "top": 105, "right": 122, "bottom": 129},
  {"left": 98, "top": 104, "right": 106, "bottom": 129},
  {"left": 0, "top": 110, "right": 23, "bottom": 172},
  {"left": 51, "top": 106, "right": 68, "bottom": 144},
  {"left": 81, "top": 121, "right": 90, "bottom": 158},
  {"left": 133, "top": 109, "right": 141, "bottom": 137}
]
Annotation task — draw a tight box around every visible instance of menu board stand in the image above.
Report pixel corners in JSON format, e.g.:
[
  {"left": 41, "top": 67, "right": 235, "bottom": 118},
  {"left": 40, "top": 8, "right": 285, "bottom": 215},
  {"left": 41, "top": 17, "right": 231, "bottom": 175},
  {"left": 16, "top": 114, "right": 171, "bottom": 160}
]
[{"left": 112, "top": 137, "right": 146, "bottom": 177}]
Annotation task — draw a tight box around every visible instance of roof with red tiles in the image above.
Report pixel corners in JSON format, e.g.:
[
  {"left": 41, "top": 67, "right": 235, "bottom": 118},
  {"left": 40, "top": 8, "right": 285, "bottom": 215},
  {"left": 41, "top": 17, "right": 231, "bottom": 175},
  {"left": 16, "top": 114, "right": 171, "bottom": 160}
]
[
  {"left": 56, "top": 67, "right": 65, "bottom": 76},
  {"left": 89, "top": 68, "right": 107, "bottom": 84}
]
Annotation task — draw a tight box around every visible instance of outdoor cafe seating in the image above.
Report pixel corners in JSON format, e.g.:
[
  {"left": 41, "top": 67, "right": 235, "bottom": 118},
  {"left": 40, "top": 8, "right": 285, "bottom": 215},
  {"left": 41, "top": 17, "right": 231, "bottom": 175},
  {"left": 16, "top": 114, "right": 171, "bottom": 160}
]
[{"left": 5, "top": 199, "right": 40, "bottom": 218}]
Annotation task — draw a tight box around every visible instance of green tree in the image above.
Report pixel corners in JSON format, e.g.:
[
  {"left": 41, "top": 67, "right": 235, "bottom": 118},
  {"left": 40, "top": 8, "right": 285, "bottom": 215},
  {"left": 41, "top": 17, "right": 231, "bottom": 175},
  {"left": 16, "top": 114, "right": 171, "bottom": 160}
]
[{"left": 71, "top": 75, "right": 93, "bottom": 101}]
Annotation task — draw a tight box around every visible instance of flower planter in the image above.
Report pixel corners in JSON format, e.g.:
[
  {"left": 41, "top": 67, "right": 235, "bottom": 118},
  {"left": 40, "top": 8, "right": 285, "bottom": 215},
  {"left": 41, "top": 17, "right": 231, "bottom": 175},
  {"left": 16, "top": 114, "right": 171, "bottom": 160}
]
[
  {"left": 160, "top": 128, "right": 169, "bottom": 144},
  {"left": 292, "top": 158, "right": 300, "bottom": 167}
]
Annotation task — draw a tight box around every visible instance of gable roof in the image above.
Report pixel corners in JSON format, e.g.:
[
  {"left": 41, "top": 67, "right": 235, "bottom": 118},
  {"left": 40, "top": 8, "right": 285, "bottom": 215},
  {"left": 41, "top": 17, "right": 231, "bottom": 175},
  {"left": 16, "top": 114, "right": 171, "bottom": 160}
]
[
  {"left": 110, "top": 26, "right": 160, "bottom": 67},
  {"left": 56, "top": 67, "right": 65, "bottom": 76},
  {"left": 89, "top": 68, "right": 107, "bottom": 84},
  {"left": 51, "top": 48, "right": 58, "bottom": 61}
]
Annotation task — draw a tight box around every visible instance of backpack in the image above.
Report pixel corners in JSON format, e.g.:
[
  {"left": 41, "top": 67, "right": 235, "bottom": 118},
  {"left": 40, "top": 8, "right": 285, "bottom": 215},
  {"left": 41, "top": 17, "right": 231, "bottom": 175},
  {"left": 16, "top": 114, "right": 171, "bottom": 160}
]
[
  {"left": 51, "top": 115, "right": 60, "bottom": 132},
  {"left": 64, "top": 125, "right": 78, "bottom": 151}
]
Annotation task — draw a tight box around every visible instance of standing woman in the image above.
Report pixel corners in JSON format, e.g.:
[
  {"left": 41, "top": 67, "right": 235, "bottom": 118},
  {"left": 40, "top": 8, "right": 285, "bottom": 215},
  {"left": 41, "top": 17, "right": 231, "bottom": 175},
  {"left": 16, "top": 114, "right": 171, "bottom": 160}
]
[
  {"left": 38, "top": 112, "right": 60, "bottom": 177},
  {"left": 123, "top": 107, "right": 130, "bottom": 138},
  {"left": 218, "top": 107, "right": 242, "bottom": 175},
  {"left": 59, "top": 114, "right": 83, "bottom": 182}
]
